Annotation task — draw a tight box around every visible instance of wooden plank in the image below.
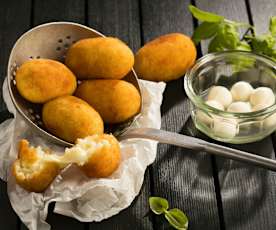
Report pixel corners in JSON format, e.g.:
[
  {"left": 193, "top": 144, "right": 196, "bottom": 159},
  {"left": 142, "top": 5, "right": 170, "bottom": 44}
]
[
  {"left": 215, "top": 140, "right": 276, "bottom": 230},
  {"left": 0, "top": 180, "right": 19, "bottom": 230},
  {"left": 0, "top": 0, "right": 31, "bottom": 111},
  {"left": 33, "top": 0, "right": 85, "bottom": 25},
  {"left": 88, "top": 0, "right": 141, "bottom": 52},
  {"left": 87, "top": 1, "right": 153, "bottom": 229},
  {"left": 248, "top": 0, "right": 276, "bottom": 34},
  {"left": 140, "top": 0, "right": 221, "bottom": 229},
  {"left": 22, "top": 0, "right": 86, "bottom": 229},
  {"left": 0, "top": 1, "right": 31, "bottom": 229},
  {"left": 196, "top": 0, "right": 276, "bottom": 229}
]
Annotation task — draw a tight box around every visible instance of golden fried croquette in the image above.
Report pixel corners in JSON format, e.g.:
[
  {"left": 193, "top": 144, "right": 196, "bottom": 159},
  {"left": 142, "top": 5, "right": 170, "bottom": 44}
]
[
  {"left": 54, "top": 134, "right": 120, "bottom": 178},
  {"left": 134, "top": 33, "right": 197, "bottom": 82},
  {"left": 75, "top": 80, "right": 141, "bottom": 124},
  {"left": 15, "top": 59, "right": 77, "bottom": 103},
  {"left": 42, "top": 96, "right": 104, "bottom": 143},
  {"left": 65, "top": 37, "right": 134, "bottom": 79},
  {"left": 76, "top": 134, "right": 121, "bottom": 178},
  {"left": 12, "top": 135, "right": 121, "bottom": 192},
  {"left": 12, "top": 140, "right": 61, "bottom": 193}
]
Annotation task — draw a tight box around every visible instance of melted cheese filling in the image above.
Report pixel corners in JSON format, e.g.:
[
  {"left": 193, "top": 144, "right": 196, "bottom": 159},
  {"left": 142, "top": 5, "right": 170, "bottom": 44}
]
[
  {"left": 16, "top": 136, "right": 111, "bottom": 177},
  {"left": 60, "top": 138, "right": 110, "bottom": 166},
  {"left": 44, "top": 137, "right": 110, "bottom": 166}
]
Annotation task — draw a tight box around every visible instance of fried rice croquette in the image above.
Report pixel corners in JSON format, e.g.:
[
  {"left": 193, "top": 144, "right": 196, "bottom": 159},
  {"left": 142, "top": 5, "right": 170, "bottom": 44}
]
[
  {"left": 15, "top": 59, "right": 77, "bottom": 103},
  {"left": 12, "top": 140, "right": 61, "bottom": 193},
  {"left": 76, "top": 134, "right": 121, "bottom": 178},
  {"left": 13, "top": 134, "right": 121, "bottom": 192},
  {"left": 42, "top": 95, "right": 104, "bottom": 143},
  {"left": 134, "top": 33, "right": 196, "bottom": 82},
  {"left": 65, "top": 37, "right": 134, "bottom": 79},
  {"left": 75, "top": 80, "right": 141, "bottom": 124},
  {"left": 57, "top": 134, "right": 121, "bottom": 178}
]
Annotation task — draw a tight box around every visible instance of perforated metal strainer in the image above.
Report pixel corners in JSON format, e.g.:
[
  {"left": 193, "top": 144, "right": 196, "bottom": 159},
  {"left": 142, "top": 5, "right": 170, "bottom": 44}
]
[
  {"left": 7, "top": 22, "right": 276, "bottom": 171},
  {"left": 7, "top": 22, "right": 141, "bottom": 146}
]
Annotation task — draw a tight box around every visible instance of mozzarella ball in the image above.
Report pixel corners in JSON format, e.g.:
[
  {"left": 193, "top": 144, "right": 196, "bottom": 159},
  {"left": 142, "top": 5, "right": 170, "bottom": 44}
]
[
  {"left": 196, "top": 111, "right": 213, "bottom": 126},
  {"left": 264, "top": 113, "right": 276, "bottom": 130},
  {"left": 196, "top": 100, "right": 224, "bottom": 125},
  {"left": 230, "top": 81, "right": 253, "bottom": 101},
  {"left": 207, "top": 86, "right": 232, "bottom": 108},
  {"left": 227, "top": 102, "right": 251, "bottom": 113},
  {"left": 252, "top": 103, "right": 271, "bottom": 112},
  {"left": 213, "top": 118, "right": 237, "bottom": 139},
  {"left": 205, "top": 100, "right": 224, "bottom": 110},
  {"left": 250, "top": 87, "right": 275, "bottom": 107}
]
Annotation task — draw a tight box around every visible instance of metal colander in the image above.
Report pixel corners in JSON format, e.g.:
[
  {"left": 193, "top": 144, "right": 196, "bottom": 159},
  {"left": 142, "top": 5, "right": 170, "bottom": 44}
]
[{"left": 7, "top": 22, "right": 141, "bottom": 147}]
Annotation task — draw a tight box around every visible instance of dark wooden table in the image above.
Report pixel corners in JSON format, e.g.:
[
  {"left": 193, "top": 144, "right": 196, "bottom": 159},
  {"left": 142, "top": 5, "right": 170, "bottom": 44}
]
[{"left": 1, "top": 0, "right": 276, "bottom": 229}]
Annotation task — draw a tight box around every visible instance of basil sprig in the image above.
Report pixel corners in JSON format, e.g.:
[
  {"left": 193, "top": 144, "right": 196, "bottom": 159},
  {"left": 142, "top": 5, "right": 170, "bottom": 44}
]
[
  {"left": 149, "top": 197, "right": 188, "bottom": 230},
  {"left": 188, "top": 5, "right": 223, "bottom": 23},
  {"left": 189, "top": 5, "right": 276, "bottom": 62}
]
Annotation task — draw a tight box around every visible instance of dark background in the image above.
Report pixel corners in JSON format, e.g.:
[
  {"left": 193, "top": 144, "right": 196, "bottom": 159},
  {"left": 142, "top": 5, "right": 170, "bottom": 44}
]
[{"left": 0, "top": 0, "right": 276, "bottom": 229}]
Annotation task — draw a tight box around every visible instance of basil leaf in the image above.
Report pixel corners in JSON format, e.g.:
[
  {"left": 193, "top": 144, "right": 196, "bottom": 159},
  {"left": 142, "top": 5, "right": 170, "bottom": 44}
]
[
  {"left": 164, "top": 209, "right": 188, "bottom": 230},
  {"left": 188, "top": 5, "right": 224, "bottom": 22},
  {"left": 208, "top": 36, "right": 224, "bottom": 53},
  {"left": 149, "top": 197, "right": 169, "bottom": 215},
  {"left": 251, "top": 38, "right": 264, "bottom": 54},
  {"left": 207, "top": 23, "right": 240, "bottom": 52},
  {"left": 232, "top": 54, "right": 256, "bottom": 73},
  {"left": 269, "top": 16, "right": 276, "bottom": 36},
  {"left": 218, "top": 24, "right": 240, "bottom": 49},
  {"left": 236, "top": 41, "right": 251, "bottom": 51},
  {"left": 270, "top": 49, "right": 276, "bottom": 61},
  {"left": 251, "top": 34, "right": 276, "bottom": 55},
  {"left": 192, "top": 22, "right": 220, "bottom": 44}
]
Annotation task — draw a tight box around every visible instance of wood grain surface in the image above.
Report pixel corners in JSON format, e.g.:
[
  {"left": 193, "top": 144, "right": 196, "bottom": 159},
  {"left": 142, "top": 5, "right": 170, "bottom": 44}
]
[
  {"left": 87, "top": 1, "right": 153, "bottom": 229},
  {"left": 0, "top": 0, "right": 31, "bottom": 229},
  {"left": 140, "top": 0, "right": 220, "bottom": 229},
  {"left": 0, "top": 0, "right": 31, "bottom": 110},
  {"left": 0, "top": 0, "right": 275, "bottom": 230},
  {"left": 248, "top": 0, "right": 276, "bottom": 34}
]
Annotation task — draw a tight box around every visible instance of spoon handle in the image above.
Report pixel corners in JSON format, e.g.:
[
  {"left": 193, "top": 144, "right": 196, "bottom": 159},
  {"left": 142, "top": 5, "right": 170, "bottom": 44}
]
[{"left": 119, "top": 128, "right": 276, "bottom": 171}]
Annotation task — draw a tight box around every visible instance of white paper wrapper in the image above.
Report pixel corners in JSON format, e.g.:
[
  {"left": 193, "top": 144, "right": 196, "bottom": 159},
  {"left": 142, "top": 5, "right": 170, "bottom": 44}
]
[{"left": 0, "top": 78, "right": 165, "bottom": 230}]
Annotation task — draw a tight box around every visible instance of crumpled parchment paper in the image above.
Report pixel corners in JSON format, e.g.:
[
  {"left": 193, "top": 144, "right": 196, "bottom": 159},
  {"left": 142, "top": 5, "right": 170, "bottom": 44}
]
[{"left": 0, "top": 78, "right": 166, "bottom": 230}]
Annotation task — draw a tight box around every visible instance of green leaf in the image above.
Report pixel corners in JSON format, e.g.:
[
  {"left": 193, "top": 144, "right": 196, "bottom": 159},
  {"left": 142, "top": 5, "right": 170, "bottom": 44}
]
[
  {"left": 270, "top": 49, "right": 276, "bottom": 61},
  {"left": 231, "top": 55, "right": 256, "bottom": 73},
  {"left": 208, "top": 36, "right": 224, "bottom": 53},
  {"left": 192, "top": 22, "right": 221, "bottom": 44},
  {"left": 149, "top": 197, "right": 169, "bottom": 215},
  {"left": 269, "top": 16, "right": 276, "bottom": 36},
  {"left": 236, "top": 41, "right": 252, "bottom": 51},
  {"left": 207, "top": 23, "right": 240, "bottom": 52},
  {"left": 218, "top": 23, "right": 240, "bottom": 49},
  {"left": 164, "top": 209, "right": 188, "bottom": 230},
  {"left": 188, "top": 5, "right": 224, "bottom": 22},
  {"left": 250, "top": 34, "right": 276, "bottom": 55}
]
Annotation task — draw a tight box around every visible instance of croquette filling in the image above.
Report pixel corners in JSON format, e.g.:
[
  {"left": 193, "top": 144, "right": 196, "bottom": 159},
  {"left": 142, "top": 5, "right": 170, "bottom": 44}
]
[
  {"left": 16, "top": 146, "right": 47, "bottom": 178},
  {"left": 59, "top": 138, "right": 110, "bottom": 166},
  {"left": 15, "top": 136, "right": 111, "bottom": 178}
]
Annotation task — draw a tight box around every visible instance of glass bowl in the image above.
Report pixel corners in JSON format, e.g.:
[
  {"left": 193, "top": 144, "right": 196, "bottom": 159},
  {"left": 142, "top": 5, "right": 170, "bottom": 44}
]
[{"left": 184, "top": 51, "right": 276, "bottom": 144}]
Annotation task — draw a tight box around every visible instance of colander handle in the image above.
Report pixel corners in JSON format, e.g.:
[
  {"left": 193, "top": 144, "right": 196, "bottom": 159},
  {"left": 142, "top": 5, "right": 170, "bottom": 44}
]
[{"left": 118, "top": 128, "right": 276, "bottom": 171}]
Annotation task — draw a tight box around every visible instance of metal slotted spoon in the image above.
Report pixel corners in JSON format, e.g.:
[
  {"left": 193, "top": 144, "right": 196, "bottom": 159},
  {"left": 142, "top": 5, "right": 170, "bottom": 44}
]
[{"left": 7, "top": 22, "right": 276, "bottom": 171}]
